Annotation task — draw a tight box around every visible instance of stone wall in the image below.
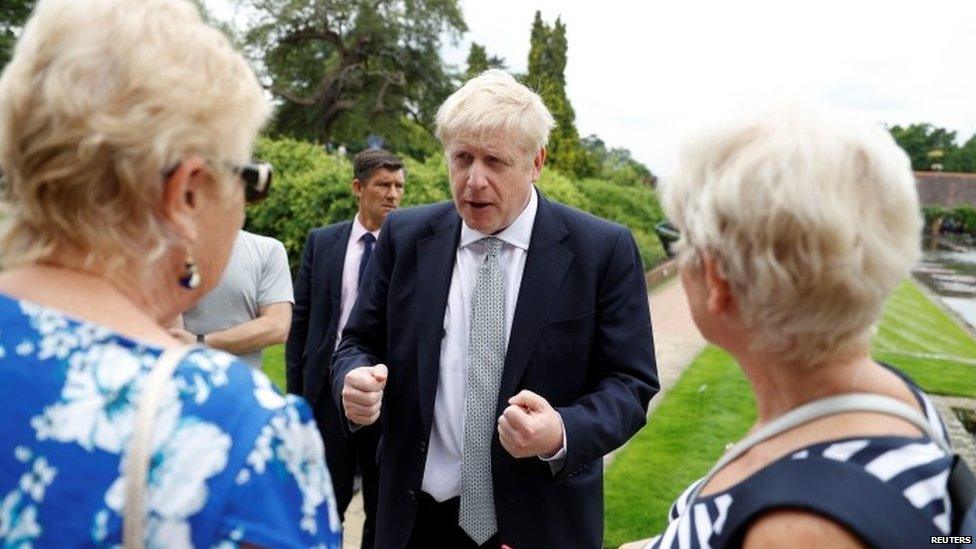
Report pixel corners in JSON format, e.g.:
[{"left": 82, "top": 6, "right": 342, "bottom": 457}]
[{"left": 916, "top": 171, "right": 976, "bottom": 207}]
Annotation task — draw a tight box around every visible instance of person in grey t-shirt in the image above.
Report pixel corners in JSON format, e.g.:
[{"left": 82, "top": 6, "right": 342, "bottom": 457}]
[{"left": 173, "top": 230, "right": 294, "bottom": 368}]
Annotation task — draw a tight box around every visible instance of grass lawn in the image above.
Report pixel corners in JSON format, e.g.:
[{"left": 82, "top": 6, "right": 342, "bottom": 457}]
[
  {"left": 873, "top": 280, "right": 976, "bottom": 396},
  {"left": 604, "top": 346, "right": 752, "bottom": 547},
  {"left": 262, "top": 343, "right": 286, "bottom": 391},
  {"left": 604, "top": 278, "right": 976, "bottom": 547}
]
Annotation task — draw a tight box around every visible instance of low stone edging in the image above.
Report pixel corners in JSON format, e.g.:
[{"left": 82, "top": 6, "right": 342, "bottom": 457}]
[{"left": 645, "top": 258, "right": 678, "bottom": 289}]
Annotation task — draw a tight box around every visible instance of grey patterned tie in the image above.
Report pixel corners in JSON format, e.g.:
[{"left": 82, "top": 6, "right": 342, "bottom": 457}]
[{"left": 459, "top": 236, "right": 506, "bottom": 544}]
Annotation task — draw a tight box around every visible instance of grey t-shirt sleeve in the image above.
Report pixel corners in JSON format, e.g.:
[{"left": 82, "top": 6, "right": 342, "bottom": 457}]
[{"left": 258, "top": 238, "right": 294, "bottom": 307}]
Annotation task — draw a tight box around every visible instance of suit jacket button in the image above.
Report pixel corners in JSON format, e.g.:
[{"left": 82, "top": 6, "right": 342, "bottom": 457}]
[
  {"left": 407, "top": 490, "right": 416, "bottom": 501},
  {"left": 419, "top": 441, "right": 427, "bottom": 453}
]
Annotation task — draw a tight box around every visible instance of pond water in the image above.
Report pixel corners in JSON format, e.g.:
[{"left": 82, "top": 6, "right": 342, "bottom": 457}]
[{"left": 913, "top": 235, "right": 976, "bottom": 331}]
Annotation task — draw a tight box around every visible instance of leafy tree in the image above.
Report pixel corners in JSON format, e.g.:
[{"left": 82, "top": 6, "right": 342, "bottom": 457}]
[
  {"left": 526, "top": 12, "right": 594, "bottom": 177},
  {"left": 922, "top": 204, "right": 950, "bottom": 234},
  {"left": 465, "top": 42, "right": 505, "bottom": 80},
  {"left": 581, "top": 134, "right": 655, "bottom": 186},
  {"left": 0, "top": 0, "right": 33, "bottom": 70},
  {"left": 889, "top": 123, "right": 958, "bottom": 171},
  {"left": 944, "top": 134, "right": 976, "bottom": 173},
  {"left": 237, "top": 0, "right": 466, "bottom": 148}
]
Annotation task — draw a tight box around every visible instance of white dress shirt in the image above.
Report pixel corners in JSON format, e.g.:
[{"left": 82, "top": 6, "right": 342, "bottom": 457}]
[
  {"left": 422, "top": 188, "right": 566, "bottom": 502},
  {"left": 336, "top": 214, "right": 380, "bottom": 349}
]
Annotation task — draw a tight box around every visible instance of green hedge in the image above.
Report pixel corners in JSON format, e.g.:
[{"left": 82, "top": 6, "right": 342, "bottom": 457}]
[
  {"left": 923, "top": 203, "right": 976, "bottom": 234},
  {"left": 247, "top": 137, "right": 666, "bottom": 271}
]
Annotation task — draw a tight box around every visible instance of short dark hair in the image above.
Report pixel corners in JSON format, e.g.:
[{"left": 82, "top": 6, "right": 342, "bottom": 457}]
[{"left": 353, "top": 148, "right": 404, "bottom": 183}]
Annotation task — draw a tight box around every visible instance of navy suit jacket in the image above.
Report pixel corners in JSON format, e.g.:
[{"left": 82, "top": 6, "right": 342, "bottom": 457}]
[
  {"left": 332, "top": 191, "right": 659, "bottom": 548},
  {"left": 286, "top": 221, "right": 352, "bottom": 419}
]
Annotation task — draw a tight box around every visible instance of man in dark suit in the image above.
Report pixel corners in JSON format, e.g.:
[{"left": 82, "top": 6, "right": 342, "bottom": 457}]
[
  {"left": 286, "top": 148, "right": 405, "bottom": 548},
  {"left": 334, "top": 70, "right": 659, "bottom": 548}
]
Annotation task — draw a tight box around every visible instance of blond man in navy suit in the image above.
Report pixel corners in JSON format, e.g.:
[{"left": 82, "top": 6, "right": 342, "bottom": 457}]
[{"left": 333, "top": 71, "right": 659, "bottom": 548}]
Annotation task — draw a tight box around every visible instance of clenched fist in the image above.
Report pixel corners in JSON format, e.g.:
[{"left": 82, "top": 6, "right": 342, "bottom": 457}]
[
  {"left": 497, "top": 389, "right": 564, "bottom": 459},
  {"left": 342, "top": 364, "right": 388, "bottom": 426}
]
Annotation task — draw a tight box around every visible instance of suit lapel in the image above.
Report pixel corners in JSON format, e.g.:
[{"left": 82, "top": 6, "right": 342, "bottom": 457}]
[
  {"left": 327, "top": 222, "right": 352, "bottom": 321},
  {"left": 496, "top": 194, "right": 573, "bottom": 418},
  {"left": 416, "top": 207, "right": 462, "bottom": 435}
]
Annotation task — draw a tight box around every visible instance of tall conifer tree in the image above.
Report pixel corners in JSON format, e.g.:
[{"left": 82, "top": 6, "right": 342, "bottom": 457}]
[{"left": 526, "top": 11, "right": 593, "bottom": 176}]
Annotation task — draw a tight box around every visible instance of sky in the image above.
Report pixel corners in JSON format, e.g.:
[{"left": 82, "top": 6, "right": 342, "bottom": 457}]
[
  {"left": 208, "top": 0, "right": 976, "bottom": 176},
  {"left": 442, "top": 0, "right": 976, "bottom": 176}
]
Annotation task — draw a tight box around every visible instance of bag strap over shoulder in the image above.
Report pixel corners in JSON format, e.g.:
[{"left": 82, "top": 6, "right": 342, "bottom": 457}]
[
  {"left": 688, "top": 392, "right": 976, "bottom": 541},
  {"left": 123, "top": 344, "right": 200, "bottom": 549},
  {"left": 689, "top": 393, "right": 951, "bottom": 504}
]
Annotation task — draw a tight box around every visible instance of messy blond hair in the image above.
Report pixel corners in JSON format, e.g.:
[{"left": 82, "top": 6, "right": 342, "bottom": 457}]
[
  {"left": 661, "top": 104, "right": 922, "bottom": 366},
  {"left": 435, "top": 69, "right": 555, "bottom": 158},
  {"left": 0, "top": 0, "right": 270, "bottom": 276}
]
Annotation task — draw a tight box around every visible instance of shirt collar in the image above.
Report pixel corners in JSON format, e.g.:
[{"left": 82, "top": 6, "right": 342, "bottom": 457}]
[
  {"left": 459, "top": 185, "right": 538, "bottom": 251},
  {"left": 351, "top": 213, "right": 380, "bottom": 243}
]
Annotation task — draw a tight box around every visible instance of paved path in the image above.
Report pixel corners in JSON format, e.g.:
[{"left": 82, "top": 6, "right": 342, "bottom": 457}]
[
  {"left": 932, "top": 395, "right": 976, "bottom": 469},
  {"left": 644, "top": 277, "right": 708, "bottom": 412},
  {"left": 342, "top": 492, "right": 364, "bottom": 549}
]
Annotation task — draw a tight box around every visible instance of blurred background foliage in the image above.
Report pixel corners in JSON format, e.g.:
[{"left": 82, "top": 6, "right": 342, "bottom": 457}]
[{"left": 247, "top": 136, "right": 667, "bottom": 271}]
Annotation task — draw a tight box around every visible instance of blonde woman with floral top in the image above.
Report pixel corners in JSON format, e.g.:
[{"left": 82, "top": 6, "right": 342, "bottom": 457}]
[{"left": 0, "top": 0, "right": 340, "bottom": 546}]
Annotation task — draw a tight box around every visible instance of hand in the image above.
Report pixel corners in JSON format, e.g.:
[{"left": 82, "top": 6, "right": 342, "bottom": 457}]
[
  {"left": 497, "top": 390, "right": 564, "bottom": 459},
  {"left": 342, "top": 364, "right": 388, "bottom": 426},
  {"left": 169, "top": 328, "right": 197, "bottom": 345}
]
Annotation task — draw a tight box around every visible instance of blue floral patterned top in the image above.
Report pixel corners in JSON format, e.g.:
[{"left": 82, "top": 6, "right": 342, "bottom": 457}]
[{"left": 0, "top": 294, "right": 342, "bottom": 548}]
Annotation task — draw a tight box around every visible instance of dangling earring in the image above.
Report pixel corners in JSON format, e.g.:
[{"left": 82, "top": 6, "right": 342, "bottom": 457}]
[{"left": 179, "top": 253, "right": 201, "bottom": 289}]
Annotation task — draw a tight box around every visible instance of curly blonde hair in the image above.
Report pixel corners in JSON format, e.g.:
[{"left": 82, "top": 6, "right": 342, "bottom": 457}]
[
  {"left": 661, "top": 104, "right": 921, "bottom": 366},
  {"left": 0, "top": 0, "right": 270, "bottom": 276}
]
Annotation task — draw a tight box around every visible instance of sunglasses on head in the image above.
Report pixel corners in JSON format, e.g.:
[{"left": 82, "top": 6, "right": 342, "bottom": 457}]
[
  {"left": 163, "top": 160, "right": 273, "bottom": 203},
  {"left": 236, "top": 161, "right": 273, "bottom": 203}
]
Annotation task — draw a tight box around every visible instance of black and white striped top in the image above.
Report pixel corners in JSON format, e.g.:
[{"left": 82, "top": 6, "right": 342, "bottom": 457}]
[{"left": 645, "top": 380, "right": 952, "bottom": 548}]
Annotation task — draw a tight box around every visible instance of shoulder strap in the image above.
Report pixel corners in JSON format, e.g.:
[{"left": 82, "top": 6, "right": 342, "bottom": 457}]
[
  {"left": 123, "top": 345, "right": 200, "bottom": 549},
  {"left": 689, "top": 393, "right": 951, "bottom": 504}
]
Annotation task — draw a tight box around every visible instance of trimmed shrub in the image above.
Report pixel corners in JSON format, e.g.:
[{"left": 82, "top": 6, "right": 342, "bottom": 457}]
[
  {"left": 955, "top": 204, "right": 976, "bottom": 233},
  {"left": 536, "top": 169, "right": 589, "bottom": 208},
  {"left": 400, "top": 153, "right": 452, "bottom": 206},
  {"left": 246, "top": 138, "right": 355, "bottom": 271},
  {"left": 923, "top": 203, "right": 976, "bottom": 236},
  {"left": 574, "top": 177, "right": 666, "bottom": 267}
]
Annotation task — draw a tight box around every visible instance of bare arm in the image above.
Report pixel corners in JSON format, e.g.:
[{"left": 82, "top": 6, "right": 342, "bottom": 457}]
[
  {"left": 203, "top": 301, "right": 293, "bottom": 355},
  {"left": 744, "top": 510, "right": 865, "bottom": 549}
]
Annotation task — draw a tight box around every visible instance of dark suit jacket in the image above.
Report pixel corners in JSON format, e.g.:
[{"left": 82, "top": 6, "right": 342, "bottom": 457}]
[
  {"left": 286, "top": 221, "right": 352, "bottom": 418},
  {"left": 332, "top": 191, "right": 659, "bottom": 548}
]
